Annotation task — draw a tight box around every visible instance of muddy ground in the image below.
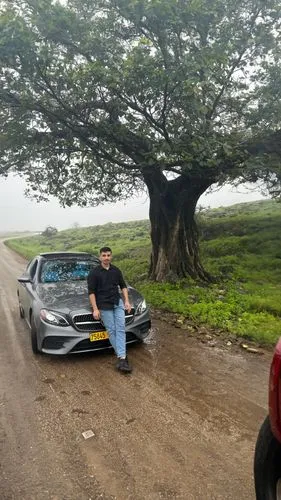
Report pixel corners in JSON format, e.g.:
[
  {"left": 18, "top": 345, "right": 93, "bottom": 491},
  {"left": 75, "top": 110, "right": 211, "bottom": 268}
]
[{"left": 0, "top": 241, "right": 270, "bottom": 499}]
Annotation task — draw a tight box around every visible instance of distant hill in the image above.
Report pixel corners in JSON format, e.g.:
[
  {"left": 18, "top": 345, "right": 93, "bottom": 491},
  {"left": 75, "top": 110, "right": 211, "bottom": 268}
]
[{"left": 0, "top": 231, "right": 38, "bottom": 238}]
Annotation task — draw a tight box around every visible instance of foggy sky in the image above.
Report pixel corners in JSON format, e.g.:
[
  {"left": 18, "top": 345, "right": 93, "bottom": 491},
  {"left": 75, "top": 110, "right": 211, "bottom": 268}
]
[{"left": 0, "top": 175, "right": 267, "bottom": 233}]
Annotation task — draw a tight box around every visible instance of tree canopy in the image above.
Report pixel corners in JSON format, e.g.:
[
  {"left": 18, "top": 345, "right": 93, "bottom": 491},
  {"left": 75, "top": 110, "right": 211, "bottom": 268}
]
[{"left": 1, "top": 0, "right": 281, "bottom": 279}]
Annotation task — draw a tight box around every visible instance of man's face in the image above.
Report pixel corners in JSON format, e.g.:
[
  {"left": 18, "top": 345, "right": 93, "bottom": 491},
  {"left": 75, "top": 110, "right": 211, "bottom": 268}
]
[{"left": 100, "top": 251, "right": 112, "bottom": 266}]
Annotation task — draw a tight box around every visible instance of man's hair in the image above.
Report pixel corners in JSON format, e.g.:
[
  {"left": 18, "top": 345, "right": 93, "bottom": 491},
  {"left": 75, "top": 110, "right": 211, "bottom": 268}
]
[{"left": 100, "top": 246, "right": 112, "bottom": 254}]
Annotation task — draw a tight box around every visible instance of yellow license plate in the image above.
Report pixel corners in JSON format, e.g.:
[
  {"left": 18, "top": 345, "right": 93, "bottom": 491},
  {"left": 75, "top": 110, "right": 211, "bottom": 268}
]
[{"left": 89, "top": 331, "right": 109, "bottom": 342}]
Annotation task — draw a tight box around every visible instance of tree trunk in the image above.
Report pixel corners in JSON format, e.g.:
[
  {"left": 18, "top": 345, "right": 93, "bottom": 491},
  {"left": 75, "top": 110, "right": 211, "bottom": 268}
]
[{"left": 143, "top": 169, "right": 212, "bottom": 282}]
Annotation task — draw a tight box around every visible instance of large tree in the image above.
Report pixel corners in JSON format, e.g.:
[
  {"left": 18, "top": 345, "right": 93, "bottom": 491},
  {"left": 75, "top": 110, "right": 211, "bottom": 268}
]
[{"left": 1, "top": 0, "right": 281, "bottom": 280}]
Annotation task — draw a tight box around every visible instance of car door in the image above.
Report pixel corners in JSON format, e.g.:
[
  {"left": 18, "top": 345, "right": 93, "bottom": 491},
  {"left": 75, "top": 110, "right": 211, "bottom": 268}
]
[{"left": 18, "top": 259, "right": 38, "bottom": 321}]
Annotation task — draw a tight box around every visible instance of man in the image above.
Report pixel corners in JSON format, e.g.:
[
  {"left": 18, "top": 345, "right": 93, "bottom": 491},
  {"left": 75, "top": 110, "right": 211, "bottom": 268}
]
[{"left": 87, "top": 247, "right": 132, "bottom": 373}]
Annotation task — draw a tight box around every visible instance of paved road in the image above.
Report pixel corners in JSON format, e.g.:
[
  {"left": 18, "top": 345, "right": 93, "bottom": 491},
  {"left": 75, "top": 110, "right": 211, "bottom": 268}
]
[{"left": 0, "top": 241, "right": 270, "bottom": 499}]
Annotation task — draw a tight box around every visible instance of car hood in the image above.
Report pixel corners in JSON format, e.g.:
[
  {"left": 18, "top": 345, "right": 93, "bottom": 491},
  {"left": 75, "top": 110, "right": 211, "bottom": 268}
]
[{"left": 36, "top": 281, "right": 141, "bottom": 313}]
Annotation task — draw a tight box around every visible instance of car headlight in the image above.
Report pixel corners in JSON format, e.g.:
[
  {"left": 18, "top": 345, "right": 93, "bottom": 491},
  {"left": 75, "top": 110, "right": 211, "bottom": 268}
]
[
  {"left": 40, "top": 309, "right": 69, "bottom": 327},
  {"left": 136, "top": 299, "right": 147, "bottom": 315}
]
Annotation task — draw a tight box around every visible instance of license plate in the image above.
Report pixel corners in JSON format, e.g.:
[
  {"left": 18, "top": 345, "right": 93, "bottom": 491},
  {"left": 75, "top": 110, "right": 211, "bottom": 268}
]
[{"left": 89, "top": 331, "right": 109, "bottom": 342}]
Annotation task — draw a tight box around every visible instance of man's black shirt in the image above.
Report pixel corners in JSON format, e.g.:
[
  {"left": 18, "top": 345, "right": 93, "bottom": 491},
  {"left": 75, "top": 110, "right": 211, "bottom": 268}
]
[{"left": 87, "top": 264, "right": 127, "bottom": 310}]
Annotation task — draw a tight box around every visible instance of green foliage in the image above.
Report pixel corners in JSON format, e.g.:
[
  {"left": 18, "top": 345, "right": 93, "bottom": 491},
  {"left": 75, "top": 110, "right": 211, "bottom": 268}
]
[
  {"left": 5, "top": 219, "right": 151, "bottom": 262},
  {"left": 5, "top": 199, "right": 281, "bottom": 344},
  {"left": 1, "top": 0, "right": 281, "bottom": 204}
]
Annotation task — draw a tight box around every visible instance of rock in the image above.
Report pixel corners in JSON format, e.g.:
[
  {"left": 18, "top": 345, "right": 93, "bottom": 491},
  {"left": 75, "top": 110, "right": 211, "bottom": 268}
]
[
  {"left": 241, "top": 343, "right": 264, "bottom": 355},
  {"left": 177, "top": 319, "right": 184, "bottom": 324},
  {"left": 182, "top": 325, "right": 194, "bottom": 331},
  {"left": 188, "top": 295, "right": 197, "bottom": 303},
  {"left": 246, "top": 347, "right": 264, "bottom": 355}
]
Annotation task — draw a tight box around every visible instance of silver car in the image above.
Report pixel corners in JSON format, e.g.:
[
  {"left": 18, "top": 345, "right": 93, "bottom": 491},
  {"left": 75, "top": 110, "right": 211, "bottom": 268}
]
[{"left": 17, "top": 252, "right": 151, "bottom": 355}]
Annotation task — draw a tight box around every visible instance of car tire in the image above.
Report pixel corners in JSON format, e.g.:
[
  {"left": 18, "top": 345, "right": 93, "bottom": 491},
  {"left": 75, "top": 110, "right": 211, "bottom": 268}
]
[
  {"left": 30, "top": 314, "right": 41, "bottom": 355},
  {"left": 254, "top": 415, "right": 281, "bottom": 500}
]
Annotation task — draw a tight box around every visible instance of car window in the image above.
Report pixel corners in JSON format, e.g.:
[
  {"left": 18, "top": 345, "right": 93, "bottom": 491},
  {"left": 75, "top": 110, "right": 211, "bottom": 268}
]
[{"left": 40, "top": 260, "right": 97, "bottom": 283}]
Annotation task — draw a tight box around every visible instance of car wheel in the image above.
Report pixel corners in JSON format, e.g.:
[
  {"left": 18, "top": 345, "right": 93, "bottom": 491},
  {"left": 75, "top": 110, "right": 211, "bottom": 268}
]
[
  {"left": 254, "top": 415, "right": 281, "bottom": 500},
  {"left": 30, "top": 314, "right": 41, "bottom": 355}
]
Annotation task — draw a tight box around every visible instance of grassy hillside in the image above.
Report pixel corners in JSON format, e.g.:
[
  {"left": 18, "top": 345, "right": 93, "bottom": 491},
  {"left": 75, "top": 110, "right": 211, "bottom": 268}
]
[{"left": 6, "top": 199, "right": 281, "bottom": 344}]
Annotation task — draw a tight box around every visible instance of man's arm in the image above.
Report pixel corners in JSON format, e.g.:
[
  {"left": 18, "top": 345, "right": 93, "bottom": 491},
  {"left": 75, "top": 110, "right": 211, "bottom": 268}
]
[
  {"left": 121, "top": 287, "right": 131, "bottom": 313},
  {"left": 118, "top": 269, "right": 132, "bottom": 313},
  {"left": 89, "top": 292, "right": 101, "bottom": 320}
]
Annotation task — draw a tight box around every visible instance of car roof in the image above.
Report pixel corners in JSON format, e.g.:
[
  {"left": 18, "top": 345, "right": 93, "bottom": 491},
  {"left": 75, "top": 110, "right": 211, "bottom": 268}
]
[{"left": 39, "top": 252, "right": 99, "bottom": 260}]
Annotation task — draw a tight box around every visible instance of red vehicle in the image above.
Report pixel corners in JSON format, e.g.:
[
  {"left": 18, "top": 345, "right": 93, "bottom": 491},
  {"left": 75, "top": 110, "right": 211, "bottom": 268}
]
[{"left": 254, "top": 339, "right": 281, "bottom": 499}]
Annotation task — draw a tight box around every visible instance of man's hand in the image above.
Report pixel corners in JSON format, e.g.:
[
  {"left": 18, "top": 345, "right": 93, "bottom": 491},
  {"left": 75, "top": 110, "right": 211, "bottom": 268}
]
[
  {"left": 93, "top": 308, "right": 101, "bottom": 320},
  {"left": 124, "top": 301, "right": 132, "bottom": 314}
]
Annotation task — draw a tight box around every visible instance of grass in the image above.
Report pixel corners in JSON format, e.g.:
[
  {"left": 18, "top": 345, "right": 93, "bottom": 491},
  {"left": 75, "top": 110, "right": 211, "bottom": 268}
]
[{"left": 6, "top": 199, "right": 281, "bottom": 345}]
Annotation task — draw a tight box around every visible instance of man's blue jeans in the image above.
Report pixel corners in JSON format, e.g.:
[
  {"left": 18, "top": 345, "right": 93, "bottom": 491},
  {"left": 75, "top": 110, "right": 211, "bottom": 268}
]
[{"left": 100, "top": 300, "right": 126, "bottom": 358}]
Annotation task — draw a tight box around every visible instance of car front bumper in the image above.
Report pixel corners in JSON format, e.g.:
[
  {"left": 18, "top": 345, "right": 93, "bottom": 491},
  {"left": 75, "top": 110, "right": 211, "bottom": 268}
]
[{"left": 37, "top": 309, "right": 151, "bottom": 355}]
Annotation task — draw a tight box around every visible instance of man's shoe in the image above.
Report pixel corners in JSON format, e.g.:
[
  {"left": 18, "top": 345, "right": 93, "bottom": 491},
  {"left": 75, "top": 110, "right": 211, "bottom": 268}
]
[{"left": 117, "top": 357, "right": 132, "bottom": 373}]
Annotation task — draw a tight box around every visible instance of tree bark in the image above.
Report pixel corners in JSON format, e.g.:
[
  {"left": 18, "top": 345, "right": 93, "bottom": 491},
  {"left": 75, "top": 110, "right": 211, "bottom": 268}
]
[{"left": 143, "top": 169, "right": 212, "bottom": 282}]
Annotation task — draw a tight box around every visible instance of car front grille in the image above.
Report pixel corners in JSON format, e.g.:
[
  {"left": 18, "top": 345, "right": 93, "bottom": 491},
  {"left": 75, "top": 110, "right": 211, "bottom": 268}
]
[{"left": 72, "top": 309, "right": 135, "bottom": 332}]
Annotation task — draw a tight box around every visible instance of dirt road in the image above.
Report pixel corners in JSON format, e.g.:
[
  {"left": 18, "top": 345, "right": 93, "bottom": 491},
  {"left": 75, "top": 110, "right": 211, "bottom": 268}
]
[{"left": 0, "top": 241, "right": 270, "bottom": 499}]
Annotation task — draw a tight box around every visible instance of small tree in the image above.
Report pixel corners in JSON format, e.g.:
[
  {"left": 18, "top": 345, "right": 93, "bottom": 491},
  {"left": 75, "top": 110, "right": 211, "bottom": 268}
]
[
  {"left": 1, "top": 0, "right": 281, "bottom": 280},
  {"left": 42, "top": 226, "right": 58, "bottom": 238}
]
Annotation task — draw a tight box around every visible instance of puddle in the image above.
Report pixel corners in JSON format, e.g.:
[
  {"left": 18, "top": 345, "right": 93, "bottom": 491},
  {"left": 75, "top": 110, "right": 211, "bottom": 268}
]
[{"left": 143, "top": 327, "right": 159, "bottom": 354}]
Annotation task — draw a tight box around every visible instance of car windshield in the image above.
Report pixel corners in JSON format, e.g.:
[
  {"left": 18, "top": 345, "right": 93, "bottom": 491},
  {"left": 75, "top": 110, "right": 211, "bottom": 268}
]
[{"left": 40, "top": 259, "right": 97, "bottom": 283}]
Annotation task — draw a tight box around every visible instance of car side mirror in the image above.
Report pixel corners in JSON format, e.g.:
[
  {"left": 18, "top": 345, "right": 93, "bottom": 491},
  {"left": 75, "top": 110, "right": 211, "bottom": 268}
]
[{"left": 18, "top": 275, "right": 32, "bottom": 283}]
